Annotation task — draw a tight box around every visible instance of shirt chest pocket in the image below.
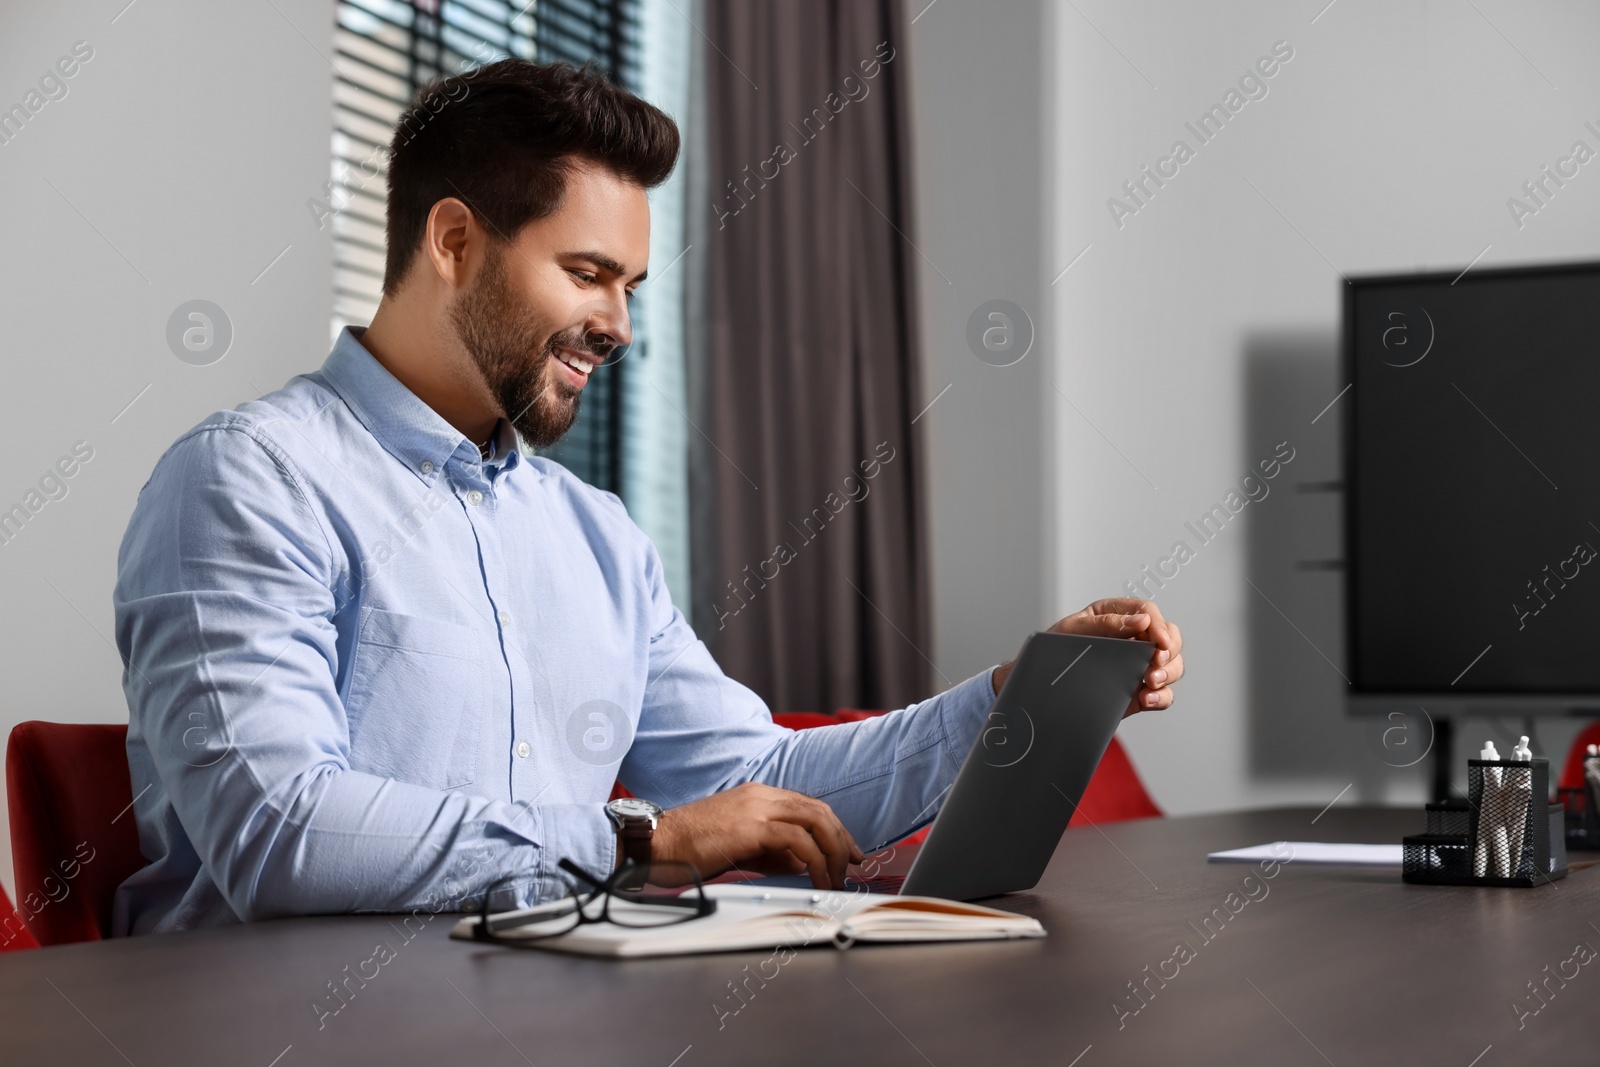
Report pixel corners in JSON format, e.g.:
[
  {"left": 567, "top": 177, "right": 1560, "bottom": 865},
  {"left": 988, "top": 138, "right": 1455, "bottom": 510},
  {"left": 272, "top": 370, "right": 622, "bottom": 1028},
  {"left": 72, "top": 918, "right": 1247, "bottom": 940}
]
[{"left": 344, "top": 608, "right": 485, "bottom": 790}]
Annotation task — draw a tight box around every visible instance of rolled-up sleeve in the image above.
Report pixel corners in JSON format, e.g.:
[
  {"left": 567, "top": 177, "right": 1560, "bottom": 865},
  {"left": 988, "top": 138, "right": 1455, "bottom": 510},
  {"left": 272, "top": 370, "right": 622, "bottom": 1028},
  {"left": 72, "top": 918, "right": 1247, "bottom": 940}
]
[
  {"left": 619, "top": 536, "right": 998, "bottom": 853},
  {"left": 116, "top": 426, "right": 609, "bottom": 921}
]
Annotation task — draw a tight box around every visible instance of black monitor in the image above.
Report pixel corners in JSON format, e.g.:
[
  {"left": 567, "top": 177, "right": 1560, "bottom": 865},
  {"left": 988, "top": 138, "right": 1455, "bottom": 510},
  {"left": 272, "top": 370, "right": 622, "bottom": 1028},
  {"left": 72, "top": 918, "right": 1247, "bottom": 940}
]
[{"left": 1345, "top": 259, "right": 1600, "bottom": 715}]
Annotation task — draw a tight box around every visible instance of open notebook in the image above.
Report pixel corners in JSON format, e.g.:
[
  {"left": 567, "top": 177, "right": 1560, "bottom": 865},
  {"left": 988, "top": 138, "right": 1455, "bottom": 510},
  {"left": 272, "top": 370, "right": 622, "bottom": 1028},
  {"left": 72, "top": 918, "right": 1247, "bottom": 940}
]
[{"left": 449, "top": 884, "right": 1046, "bottom": 958}]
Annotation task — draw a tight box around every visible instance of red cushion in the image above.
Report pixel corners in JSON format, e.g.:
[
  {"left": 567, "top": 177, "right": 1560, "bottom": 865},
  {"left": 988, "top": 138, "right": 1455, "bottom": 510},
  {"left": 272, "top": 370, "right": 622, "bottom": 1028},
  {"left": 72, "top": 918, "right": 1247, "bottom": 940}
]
[
  {"left": 6, "top": 722, "right": 147, "bottom": 945},
  {"left": 0, "top": 883, "right": 39, "bottom": 952}
]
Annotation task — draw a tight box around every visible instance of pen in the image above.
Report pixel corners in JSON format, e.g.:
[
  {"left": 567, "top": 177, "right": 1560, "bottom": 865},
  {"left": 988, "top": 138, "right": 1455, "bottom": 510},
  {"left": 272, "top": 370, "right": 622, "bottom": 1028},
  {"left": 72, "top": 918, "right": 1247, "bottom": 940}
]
[
  {"left": 1504, "top": 736, "right": 1533, "bottom": 878},
  {"left": 729, "top": 892, "right": 825, "bottom": 906},
  {"left": 1475, "top": 741, "right": 1502, "bottom": 878}
]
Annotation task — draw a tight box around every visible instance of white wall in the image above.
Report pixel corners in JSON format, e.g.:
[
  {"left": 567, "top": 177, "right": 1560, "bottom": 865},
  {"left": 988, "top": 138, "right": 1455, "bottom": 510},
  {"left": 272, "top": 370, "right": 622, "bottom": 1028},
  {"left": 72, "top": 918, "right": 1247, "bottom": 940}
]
[
  {"left": 912, "top": 0, "right": 1600, "bottom": 815},
  {"left": 906, "top": 0, "right": 1056, "bottom": 695},
  {"left": 0, "top": 0, "right": 333, "bottom": 897}
]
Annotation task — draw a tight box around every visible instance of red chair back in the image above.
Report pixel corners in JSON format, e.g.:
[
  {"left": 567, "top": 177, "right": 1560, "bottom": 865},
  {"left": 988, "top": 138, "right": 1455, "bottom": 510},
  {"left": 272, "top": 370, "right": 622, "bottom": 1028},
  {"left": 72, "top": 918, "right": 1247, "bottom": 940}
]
[
  {"left": 1068, "top": 733, "right": 1163, "bottom": 825},
  {"left": 6, "top": 722, "right": 146, "bottom": 945},
  {"left": 0, "top": 882, "right": 39, "bottom": 951},
  {"left": 769, "top": 712, "right": 843, "bottom": 731},
  {"left": 1559, "top": 720, "right": 1600, "bottom": 795}
]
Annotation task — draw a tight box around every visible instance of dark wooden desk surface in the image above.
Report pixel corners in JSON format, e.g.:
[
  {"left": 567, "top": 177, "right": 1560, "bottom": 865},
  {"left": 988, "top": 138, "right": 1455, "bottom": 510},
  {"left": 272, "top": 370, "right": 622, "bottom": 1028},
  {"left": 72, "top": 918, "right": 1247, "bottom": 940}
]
[{"left": 4, "top": 806, "right": 1596, "bottom": 1065}]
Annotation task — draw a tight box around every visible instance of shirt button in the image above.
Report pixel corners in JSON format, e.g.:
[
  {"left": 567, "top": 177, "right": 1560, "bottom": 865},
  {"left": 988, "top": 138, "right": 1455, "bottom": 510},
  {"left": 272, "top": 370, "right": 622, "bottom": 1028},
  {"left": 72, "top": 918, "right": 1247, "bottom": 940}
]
[
  {"left": 419, "top": 460, "right": 434, "bottom": 475},
  {"left": 466, "top": 490, "right": 484, "bottom": 506},
  {"left": 497, "top": 610, "right": 510, "bottom": 626},
  {"left": 515, "top": 741, "right": 531, "bottom": 759}
]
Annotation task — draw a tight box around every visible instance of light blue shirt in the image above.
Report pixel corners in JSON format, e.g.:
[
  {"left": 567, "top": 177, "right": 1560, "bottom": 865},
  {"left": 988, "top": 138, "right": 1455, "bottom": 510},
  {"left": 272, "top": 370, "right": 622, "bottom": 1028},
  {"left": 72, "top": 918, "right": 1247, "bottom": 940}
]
[{"left": 112, "top": 327, "right": 997, "bottom": 935}]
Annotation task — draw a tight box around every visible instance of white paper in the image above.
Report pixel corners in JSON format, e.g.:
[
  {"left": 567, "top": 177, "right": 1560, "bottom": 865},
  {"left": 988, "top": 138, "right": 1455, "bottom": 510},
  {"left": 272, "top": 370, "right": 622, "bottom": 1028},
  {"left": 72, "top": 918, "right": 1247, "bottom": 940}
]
[{"left": 1207, "top": 841, "right": 1403, "bottom": 866}]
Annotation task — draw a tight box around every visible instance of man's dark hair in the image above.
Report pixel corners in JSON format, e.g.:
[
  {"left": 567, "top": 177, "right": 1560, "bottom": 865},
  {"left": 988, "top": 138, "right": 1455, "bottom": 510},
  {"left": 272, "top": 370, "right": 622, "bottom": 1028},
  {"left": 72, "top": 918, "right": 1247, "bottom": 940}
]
[{"left": 381, "top": 59, "right": 680, "bottom": 297}]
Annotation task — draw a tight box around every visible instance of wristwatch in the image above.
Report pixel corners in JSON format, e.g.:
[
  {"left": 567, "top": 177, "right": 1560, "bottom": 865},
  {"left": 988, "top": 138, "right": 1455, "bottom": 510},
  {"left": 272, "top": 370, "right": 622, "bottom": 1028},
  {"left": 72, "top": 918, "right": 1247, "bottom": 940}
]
[{"left": 605, "top": 797, "right": 663, "bottom": 868}]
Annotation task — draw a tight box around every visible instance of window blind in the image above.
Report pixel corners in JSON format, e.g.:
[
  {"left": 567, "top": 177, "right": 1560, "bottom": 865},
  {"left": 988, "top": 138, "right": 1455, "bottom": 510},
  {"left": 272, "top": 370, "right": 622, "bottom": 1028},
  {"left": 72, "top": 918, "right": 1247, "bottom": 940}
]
[{"left": 623, "top": 0, "right": 692, "bottom": 608}]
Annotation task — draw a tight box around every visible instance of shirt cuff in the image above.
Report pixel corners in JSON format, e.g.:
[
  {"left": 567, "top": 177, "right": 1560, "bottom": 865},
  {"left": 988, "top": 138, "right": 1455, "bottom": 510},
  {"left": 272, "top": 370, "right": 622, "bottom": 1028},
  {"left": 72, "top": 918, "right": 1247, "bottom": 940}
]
[
  {"left": 531, "top": 803, "right": 618, "bottom": 904},
  {"left": 935, "top": 664, "right": 1002, "bottom": 766}
]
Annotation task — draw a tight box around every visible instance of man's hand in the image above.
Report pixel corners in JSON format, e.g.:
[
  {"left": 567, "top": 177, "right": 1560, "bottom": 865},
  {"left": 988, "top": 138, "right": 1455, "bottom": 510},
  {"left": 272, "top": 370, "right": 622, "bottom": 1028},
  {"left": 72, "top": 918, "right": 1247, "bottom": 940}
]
[
  {"left": 651, "top": 782, "right": 865, "bottom": 890},
  {"left": 990, "top": 598, "right": 1183, "bottom": 718}
]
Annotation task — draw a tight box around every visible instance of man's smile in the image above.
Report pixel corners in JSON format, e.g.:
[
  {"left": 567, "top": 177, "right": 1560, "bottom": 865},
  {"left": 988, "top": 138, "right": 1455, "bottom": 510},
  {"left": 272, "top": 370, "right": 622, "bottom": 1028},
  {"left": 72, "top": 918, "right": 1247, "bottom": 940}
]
[{"left": 553, "top": 345, "right": 599, "bottom": 387}]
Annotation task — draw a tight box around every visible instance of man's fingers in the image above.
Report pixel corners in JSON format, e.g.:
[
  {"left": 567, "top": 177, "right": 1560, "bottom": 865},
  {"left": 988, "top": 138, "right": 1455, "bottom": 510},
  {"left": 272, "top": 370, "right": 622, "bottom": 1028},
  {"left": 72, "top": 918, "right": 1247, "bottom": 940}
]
[
  {"left": 662, "top": 786, "right": 862, "bottom": 890},
  {"left": 1107, "top": 613, "right": 1151, "bottom": 638},
  {"left": 1092, "top": 598, "right": 1168, "bottom": 631},
  {"left": 762, "top": 823, "right": 834, "bottom": 889},
  {"left": 810, "top": 799, "right": 865, "bottom": 865},
  {"left": 1089, "top": 598, "right": 1176, "bottom": 654},
  {"left": 1058, "top": 612, "right": 1150, "bottom": 638},
  {"left": 1088, "top": 597, "right": 1156, "bottom": 617},
  {"left": 1138, "top": 614, "right": 1175, "bottom": 654},
  {"left": 1145, "top": 652, "right": 1183, "bottom": 688},
  {"left": 1131, "top": 674, "right": 1181, "bottom": 711},
  {"left": 1145, "top": 615, "right": 1179, "bottom": 663},
  {"left": 780, "top": 798, "right": 856, "bottom": 887},
  {"left": 1127, "top": 688, "right": 1165, "bottom": 714}
]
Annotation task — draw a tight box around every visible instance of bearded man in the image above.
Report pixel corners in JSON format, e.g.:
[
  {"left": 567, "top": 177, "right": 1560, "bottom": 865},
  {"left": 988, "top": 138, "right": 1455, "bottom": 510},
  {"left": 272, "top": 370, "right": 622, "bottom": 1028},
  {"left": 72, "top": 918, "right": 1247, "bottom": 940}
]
[{"left": 112, "top": 59, "right": 1182, "bottom": 935}]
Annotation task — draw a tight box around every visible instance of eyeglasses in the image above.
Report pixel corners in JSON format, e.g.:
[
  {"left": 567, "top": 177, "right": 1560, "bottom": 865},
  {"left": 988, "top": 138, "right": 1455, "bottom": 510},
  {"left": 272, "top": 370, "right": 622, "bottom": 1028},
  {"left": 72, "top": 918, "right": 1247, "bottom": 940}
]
[{"left": 471, "top": 858, "right": 716, "bottom": 947}]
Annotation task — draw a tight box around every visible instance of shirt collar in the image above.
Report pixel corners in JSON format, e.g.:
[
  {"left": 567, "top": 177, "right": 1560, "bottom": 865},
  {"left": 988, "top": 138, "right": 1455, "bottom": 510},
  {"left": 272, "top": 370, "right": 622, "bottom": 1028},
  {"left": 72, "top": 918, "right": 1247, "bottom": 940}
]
[
  {"left": 480, "top": 417, "right": 519, "bottom": 468},
  {"left": 319, "top": 326, "right": 526, "bottom": 483}
]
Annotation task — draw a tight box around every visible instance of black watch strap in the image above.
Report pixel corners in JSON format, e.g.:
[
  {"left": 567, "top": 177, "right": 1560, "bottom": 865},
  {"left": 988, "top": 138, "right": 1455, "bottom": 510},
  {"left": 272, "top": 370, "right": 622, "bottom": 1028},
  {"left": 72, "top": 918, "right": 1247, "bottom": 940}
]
[{"left": 619, "top": 818, "right": 653, "bottom": 867}]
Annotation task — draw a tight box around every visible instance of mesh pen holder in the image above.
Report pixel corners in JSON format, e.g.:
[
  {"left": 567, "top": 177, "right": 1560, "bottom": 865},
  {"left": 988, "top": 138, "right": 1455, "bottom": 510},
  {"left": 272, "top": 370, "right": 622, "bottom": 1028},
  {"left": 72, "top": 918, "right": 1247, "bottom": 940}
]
[
  {"left": 1424, "top": 799, "right": 1470, "bottom": 836},
  {"left": 1403, "top": 759, "right": 1567, "bottom": 887}
]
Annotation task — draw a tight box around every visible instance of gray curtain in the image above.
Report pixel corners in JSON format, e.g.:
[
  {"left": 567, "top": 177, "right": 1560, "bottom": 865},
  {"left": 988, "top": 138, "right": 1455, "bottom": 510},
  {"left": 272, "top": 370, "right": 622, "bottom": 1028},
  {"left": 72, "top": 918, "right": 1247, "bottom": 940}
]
[{"left": 688, "top": 0, "right": 930, "bottom": 713}]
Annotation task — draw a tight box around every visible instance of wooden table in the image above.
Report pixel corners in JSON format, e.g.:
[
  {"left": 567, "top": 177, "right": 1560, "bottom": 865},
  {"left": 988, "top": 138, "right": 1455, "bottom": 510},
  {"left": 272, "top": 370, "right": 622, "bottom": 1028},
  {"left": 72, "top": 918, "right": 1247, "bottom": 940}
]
[{"left": 5, "top": 806, "right": 1596, "bottom": 1065}]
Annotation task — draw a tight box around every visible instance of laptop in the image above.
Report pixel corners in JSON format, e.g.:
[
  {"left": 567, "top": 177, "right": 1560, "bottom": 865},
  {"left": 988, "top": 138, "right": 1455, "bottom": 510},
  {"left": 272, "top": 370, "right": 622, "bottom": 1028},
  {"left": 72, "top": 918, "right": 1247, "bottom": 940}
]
[{"left": 742, "top": 631, "right": 1155, "bottom": 901}]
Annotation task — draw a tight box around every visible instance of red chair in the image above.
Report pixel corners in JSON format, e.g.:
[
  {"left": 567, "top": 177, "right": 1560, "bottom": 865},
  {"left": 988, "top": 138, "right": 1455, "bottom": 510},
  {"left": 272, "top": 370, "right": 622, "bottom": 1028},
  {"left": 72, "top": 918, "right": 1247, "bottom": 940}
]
[
  {"left": 768, "top": 712, "right": 843, "bottom": 731},
  {"left": 1559, "top": 720, "right": 1600, "bottom": 793},
  {"left": 6, "top": 722, "right": 147, "bottom": 946},
  {"left": 0, "top": 883, "right": 39, "bottom": 951},
  {"left": 1069, "top": 732, "right": 1163, "bottom": 825}
]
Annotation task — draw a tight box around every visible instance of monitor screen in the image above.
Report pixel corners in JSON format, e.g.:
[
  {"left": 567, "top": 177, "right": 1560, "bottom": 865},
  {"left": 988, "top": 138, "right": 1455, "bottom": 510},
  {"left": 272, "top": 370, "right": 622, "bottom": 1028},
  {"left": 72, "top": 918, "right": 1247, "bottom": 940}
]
[{"left": 1347, "top": 261, "right": 1600, "bottom": 697}]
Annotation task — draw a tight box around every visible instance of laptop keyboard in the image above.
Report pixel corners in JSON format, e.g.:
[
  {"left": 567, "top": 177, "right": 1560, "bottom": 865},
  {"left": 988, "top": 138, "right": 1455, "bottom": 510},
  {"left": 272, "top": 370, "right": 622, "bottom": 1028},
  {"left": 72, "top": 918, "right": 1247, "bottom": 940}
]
[{"left": 843, "top": 873, "right": 905, "bottom": 894}]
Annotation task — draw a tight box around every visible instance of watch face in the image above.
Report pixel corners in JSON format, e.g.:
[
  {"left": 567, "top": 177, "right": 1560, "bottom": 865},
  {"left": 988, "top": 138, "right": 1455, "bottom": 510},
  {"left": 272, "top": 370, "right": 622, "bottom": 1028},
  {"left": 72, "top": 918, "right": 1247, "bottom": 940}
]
[{"left": 609, "top": 797, "right": 662, "bottom": 820}]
